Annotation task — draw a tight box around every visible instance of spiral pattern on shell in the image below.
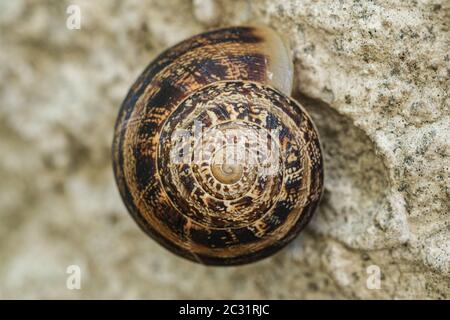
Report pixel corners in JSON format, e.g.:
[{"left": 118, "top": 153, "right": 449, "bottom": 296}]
[{"left": 112, "top": 26, "right": 323, "bottom": 265}]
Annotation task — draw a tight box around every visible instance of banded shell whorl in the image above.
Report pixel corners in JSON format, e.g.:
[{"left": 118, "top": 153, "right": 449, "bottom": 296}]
[{"left": 112, "top": 26, "right": 323, "bottom": 265}]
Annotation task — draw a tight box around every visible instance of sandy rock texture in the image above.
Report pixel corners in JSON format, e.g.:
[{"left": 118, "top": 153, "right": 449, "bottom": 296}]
[{"left": 0, "top": 0, "right": 448, "bottom": 299}]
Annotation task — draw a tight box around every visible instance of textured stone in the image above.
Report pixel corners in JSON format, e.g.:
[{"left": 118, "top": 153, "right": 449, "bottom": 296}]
[{"left": 0, "top": 0, "right": 448, "bottom": 299}]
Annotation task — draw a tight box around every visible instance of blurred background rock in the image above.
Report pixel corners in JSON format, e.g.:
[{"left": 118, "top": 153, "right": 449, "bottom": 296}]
[{"left": 0, "top": 0, "right": 448, "bottom": 299}]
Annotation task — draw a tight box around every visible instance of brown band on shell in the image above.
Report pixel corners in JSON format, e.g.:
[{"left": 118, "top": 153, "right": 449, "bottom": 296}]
[
  {"left": 114, "top": 80, "right": 322, "bottom": 265},
  {"left": 112, "top": 27, "right": 321, "bottom": 265}
]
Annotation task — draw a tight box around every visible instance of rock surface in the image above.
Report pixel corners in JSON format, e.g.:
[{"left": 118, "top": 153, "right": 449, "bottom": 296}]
[{"left": 0, "top": 0, "right": 448, "bottom": 299}]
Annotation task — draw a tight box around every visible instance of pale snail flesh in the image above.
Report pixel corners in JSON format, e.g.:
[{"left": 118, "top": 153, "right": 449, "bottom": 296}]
[{"left": 112, "top": 26, "right": 323, "bottom": 265}]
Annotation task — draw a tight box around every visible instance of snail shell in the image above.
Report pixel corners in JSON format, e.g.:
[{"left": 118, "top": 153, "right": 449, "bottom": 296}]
[{"left": 112, "top": 26, "right": 323, "bottom": 265}]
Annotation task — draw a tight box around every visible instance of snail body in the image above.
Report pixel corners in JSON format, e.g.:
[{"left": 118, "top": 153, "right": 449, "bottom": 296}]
[{"left": 112, "top": 26, "right": 323, "bottom": 265}]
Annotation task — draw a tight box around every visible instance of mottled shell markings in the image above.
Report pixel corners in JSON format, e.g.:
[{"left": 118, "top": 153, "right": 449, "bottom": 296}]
[{"left": 112, "top": 26, "right": 323, "bottom": 265}]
